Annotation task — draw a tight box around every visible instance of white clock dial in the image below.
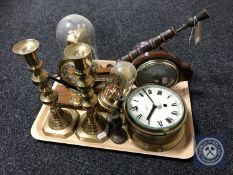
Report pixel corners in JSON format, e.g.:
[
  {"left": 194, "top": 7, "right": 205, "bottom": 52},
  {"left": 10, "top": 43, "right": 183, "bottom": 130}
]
[{"left": 126, "top": 84, "right": 184, "bottom": 131}]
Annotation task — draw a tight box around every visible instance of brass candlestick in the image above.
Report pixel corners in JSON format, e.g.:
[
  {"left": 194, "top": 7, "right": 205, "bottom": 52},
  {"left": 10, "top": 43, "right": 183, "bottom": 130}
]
[
  {"left": 64, "top": 43, "right": 97, "bottom": 108},
  {"left": 12, "top": 39, "right": 79, "bottom": 138},
  {"left": 64, "top": 43, "right": 108, "bottom": 143}
]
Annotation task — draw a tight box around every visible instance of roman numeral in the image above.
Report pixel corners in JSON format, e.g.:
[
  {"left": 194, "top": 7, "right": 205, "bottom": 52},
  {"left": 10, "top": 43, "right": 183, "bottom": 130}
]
[
  {"left": 171, "top": 111, "right": 178, "bottom": 115},
  {"left": 157, "top": 90, "right": 162, "bottom": 95},
  {"left": 133, "top": 99, "right": 139, "bottom": 102},
  {"left": 131, "top": 106, "right": 138, "bottom": 111},
  {"left": 165, "top": 117, "right": 174, "bottom": 124},
  {"left": 148, "top": 89, "right": 152, "bottom": 94},
  {"left": 137, "top": 114, "right": 142, "bottom": 119},
  {"left": 172, "top": 103, "right": 178, "bottom": 106},
  {"left": 139, "top": 92, "right": 144, "bottom": 97},
  {"left": 157, "top": 121, "right": 163, "bottom": 127}
]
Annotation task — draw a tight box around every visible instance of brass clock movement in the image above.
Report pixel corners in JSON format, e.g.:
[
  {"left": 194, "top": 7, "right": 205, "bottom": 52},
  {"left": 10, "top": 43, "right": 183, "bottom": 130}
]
[{"left": 12, "top": 9, "right": 209, "bottom": 155}]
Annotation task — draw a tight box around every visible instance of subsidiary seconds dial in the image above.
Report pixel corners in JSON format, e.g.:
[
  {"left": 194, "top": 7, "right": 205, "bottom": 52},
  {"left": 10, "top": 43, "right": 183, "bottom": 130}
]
[{"left": 126, "top": 84, "right": 185, "bottom": 131}]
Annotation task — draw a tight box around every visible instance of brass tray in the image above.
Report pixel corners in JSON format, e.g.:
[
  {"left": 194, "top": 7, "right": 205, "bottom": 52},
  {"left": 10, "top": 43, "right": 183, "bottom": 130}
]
[{"left": 31, "top": 60, "right": 195, "bottom": 159}]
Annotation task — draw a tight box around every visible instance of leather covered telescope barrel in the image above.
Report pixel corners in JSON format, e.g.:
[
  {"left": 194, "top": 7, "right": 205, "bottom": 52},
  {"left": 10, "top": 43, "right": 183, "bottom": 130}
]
[{"left": 119, "top": 9, "right": 209, "bottom": 62}]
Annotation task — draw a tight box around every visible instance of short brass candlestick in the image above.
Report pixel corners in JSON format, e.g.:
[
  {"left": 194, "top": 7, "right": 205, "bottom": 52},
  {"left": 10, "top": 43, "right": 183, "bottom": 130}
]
[
  {"left": 12, "top": 39, "right": 79, "bottom": 138},
  {"left": 64, "top": 43, "right": 108, "bottom": 143}
]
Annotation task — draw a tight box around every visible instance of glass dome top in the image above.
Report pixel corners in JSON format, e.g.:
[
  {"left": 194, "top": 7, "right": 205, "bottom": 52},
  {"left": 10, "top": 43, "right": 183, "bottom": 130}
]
[{"left": 56, "top": 14, "right": 98, "bottom": 59}]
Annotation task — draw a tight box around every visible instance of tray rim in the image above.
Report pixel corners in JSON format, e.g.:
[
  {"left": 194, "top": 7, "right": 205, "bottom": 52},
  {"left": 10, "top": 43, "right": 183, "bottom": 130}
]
[{"left": 31, "top": 60, "right": 196, "bottom": 159}]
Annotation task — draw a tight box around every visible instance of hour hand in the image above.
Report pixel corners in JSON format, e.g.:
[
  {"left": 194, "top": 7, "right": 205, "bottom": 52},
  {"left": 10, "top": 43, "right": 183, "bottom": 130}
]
[{"left": 146, "top": 105, "right": 157, "bottom": 122}]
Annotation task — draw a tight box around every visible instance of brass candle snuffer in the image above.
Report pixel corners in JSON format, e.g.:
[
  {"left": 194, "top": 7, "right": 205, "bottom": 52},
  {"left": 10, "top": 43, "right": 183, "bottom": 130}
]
[{"left": 12, "top": 9, "right": 209, "bottom": 154}]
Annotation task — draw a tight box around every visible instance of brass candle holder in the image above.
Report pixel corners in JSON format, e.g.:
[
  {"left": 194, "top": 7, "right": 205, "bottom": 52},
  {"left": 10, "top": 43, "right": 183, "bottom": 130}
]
[
  {"left": 64, "top": 43, "right": 108, "bottom": 143},
  {"left": 12, "top": 39, "right": 79, "bottom": 138}
]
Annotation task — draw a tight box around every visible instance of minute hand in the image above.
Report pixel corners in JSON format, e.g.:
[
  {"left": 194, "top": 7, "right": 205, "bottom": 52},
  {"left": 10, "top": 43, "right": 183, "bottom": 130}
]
[{"left": 142, "top": 89, "right": 156, "bottom": 106}]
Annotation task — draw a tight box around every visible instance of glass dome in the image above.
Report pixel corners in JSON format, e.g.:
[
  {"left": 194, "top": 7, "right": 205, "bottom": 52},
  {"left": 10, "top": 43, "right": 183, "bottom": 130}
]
[
  {"left": 56, "top": 14, "right": 98, "bottom": 59},
  {"left": 110, "top": 61, "right": 137, "bottom": 90}
]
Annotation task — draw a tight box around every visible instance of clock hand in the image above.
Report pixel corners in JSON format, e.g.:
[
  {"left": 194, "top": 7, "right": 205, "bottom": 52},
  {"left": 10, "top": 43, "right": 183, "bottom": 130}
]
[
  {"left": 143, "top": 88, "right": 160, "bottom": 123},
  {"left": 146, "top": 104, "right": 157, "bottom": 121},
  {"left": 142, "top": 89, "right": 162, "bottom": 108},
  {"left": 142, "top": 89, "right": 156, "bottom": 106}
]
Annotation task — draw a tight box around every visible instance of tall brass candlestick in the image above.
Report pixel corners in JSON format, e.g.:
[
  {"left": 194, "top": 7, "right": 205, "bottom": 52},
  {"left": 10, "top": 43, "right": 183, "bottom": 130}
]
[
  {"left": 12, "top": 39, "right": 79, "bottom": 138},
  {"left": 64, "top": 43, "right": 108, "bottom": 143}
]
